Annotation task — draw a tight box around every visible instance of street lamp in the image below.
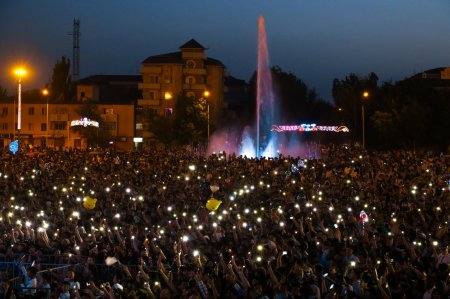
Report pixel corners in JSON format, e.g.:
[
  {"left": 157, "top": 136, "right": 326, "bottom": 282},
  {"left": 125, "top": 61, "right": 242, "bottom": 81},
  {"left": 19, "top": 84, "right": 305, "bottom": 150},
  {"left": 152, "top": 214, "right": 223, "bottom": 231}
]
[
  {"left": 203, "top": 90, "right": 210, "bottom": 144},
  {"left": 14, "top": 68, "right": 27, "bottom": 144},
  {"left": 362, "top": 91, "right": 369, "bottom": 149},
  {"left": 42, "top": 88, "right": 49, "bottom": 148}
]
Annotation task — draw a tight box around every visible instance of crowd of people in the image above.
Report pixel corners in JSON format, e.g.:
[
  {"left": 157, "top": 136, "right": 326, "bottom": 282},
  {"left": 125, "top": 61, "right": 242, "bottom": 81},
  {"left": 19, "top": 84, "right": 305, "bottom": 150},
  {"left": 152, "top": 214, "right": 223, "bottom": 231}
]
[{"left": 0, "top": 145, "right": 448, "bottom": 299}]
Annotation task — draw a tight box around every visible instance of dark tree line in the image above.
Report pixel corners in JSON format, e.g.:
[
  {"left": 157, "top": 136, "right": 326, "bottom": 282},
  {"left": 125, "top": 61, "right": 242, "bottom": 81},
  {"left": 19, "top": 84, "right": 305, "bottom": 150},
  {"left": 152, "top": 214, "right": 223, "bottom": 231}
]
[{"left": 332, "top": 72, "right": 450, "bottom": 151}]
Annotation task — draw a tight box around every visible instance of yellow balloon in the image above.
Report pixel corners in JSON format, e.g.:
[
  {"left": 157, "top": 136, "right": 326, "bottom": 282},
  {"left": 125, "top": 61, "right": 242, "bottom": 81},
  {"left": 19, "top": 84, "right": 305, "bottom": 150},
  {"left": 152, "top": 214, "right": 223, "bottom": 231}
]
[
  {"left": 83, "top": 196, "right": 97, "bottom": 210},
  {"left": 206, "top": 198, "right": 222, "bottom": 211}
]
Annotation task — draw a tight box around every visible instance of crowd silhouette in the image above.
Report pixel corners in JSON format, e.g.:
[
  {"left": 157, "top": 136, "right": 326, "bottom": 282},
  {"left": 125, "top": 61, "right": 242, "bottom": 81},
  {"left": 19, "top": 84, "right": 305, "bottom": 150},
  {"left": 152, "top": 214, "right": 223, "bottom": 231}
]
[{"left": 0, "top": 145, "right": 448, "bottom": 299}]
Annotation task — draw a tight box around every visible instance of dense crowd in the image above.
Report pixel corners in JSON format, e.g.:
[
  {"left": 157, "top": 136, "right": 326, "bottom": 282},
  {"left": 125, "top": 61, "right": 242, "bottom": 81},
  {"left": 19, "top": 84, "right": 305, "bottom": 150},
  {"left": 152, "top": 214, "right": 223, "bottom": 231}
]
[{"left": 0, "top": 145, "right": 449, "bottom": 299}]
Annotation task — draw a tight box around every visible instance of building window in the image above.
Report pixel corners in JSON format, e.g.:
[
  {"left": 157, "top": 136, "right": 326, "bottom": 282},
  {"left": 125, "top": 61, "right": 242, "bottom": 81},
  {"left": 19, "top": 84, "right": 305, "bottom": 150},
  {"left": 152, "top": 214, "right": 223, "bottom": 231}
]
[
  {"left": 104, "top": 108, "right": 114, "bottom": 114},
  {"left": 186, "top": 60, "right": 196, "bottom": 69},
  {"left": 2, "top": 107, "right": 8, "bottom": 116},
  {"left": 149, "top": 91, "right": 157, "bottom": 100},
  {"left": 41, "top": 123, "right": 47, "bottom": 131},
  {"left": 54, "top": 122, "right": 67, "bottom": 130},
  {"left": 42, "top": 107, "right": 47, "bottom": 115},
  {"left": 56, "top": 107, "right": 67, "bottom": 114},
  {"left": 1, "top": 123, "right": 7, "bottom": 130},
  {"left": 28, "top": 123, "right": 34, "bottom": 131},
  {"left": 149, "top": 75, "right": 159, "bottom": 84},
  {"left": 164, "top": 108, "right": 173, "bottom": 116},
  {"left": 185, "top": 76, "right": 196, "bottom": 84},
  {"left": 28, "top": 107, "right": 34, "bottom": 115},
  {"left": 104, "top": 122, "right": 117, "bottom": 130},
  {"left": 136, "top": 123, "right": 143, "bottom": 130}
]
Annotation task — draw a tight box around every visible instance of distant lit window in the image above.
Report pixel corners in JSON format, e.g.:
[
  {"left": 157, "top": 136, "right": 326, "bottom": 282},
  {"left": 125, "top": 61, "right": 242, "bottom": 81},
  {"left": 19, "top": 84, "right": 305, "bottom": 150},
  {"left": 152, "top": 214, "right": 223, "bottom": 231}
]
[
  {"left": 136, "top": 123, "right": 143, "bottom": 130},
  {"left": 164, "top": 108, "right": 173, "bottom": 116},
  {"left": 28, "top": 107, "right": 34, "bottom": 115}
]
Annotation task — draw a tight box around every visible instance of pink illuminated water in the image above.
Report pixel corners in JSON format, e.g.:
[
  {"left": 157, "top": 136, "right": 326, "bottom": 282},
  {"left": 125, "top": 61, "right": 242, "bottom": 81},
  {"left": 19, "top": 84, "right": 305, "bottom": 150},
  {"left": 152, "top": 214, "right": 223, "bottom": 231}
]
[{"left": 206, "top": 16, "right": 314, "bottom": 158}]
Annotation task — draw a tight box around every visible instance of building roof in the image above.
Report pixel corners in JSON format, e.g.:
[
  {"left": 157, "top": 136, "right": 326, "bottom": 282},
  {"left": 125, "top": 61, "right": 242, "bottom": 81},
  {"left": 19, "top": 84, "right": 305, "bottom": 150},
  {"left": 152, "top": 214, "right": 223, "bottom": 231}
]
[
  {"left": 142, "top": 52, "right": 184, "bottom": 64},
  {"left": 179, "top": 38, "right": 206, "bottom": 50},
  {"left": 76, "top": 75, "right": 141, "bottom": 85},
  {"left": 142, "top": 51, "right": 225, "bottom": 67}
]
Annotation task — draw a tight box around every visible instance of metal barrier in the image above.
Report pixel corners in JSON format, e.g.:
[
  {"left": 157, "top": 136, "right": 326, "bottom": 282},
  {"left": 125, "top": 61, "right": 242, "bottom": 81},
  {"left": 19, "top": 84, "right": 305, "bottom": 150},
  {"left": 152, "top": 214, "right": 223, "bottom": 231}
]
[
  {"left": 9, "top": 264, "right": 73, "bottom": 298},
  {"left": 3, "top": 259, "right": 163, "bottom": 298}
]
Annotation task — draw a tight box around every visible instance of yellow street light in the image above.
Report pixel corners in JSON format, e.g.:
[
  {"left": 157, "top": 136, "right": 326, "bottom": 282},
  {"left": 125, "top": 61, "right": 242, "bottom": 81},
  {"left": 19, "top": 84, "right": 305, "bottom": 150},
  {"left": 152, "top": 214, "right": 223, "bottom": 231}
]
[
  {"left": 42, "top": 88, "right": 49, "bottom": 147},
  {"left": 13, "top": 67, "right": 27, "bottom": 144},
  {"left": 362, "top": 91, "right": 369, "bottom": 149},
  {"left": 164, "top": 92, "right": 172, "bottom": 100},
  {"left": 203, "top": 91, "right": 210, "bottom": 144}
]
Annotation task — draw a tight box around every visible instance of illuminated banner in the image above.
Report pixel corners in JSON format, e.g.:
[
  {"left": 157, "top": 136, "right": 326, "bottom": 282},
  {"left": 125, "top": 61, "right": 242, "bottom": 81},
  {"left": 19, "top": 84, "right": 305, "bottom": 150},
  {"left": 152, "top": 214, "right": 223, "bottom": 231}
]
[
  {"left": 70, "top": 117, "right": 99, "bottom": 128},
  {"left": 271, "top": 124, "right": 349, "bottom": 133}
]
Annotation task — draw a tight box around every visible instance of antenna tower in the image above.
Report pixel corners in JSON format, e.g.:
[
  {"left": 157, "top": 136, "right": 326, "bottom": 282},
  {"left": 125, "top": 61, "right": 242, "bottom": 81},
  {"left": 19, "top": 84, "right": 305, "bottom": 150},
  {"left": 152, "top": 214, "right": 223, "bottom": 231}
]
[{"left": 72, "top": 19, "right": 80, "bottom": 81}]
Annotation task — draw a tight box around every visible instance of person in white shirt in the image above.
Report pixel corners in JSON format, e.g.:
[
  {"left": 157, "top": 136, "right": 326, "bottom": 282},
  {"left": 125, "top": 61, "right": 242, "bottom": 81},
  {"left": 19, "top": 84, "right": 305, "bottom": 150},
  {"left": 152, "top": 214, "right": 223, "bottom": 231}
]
[{"left": 20, "top": 265, "right": 37, "bottom": 296}]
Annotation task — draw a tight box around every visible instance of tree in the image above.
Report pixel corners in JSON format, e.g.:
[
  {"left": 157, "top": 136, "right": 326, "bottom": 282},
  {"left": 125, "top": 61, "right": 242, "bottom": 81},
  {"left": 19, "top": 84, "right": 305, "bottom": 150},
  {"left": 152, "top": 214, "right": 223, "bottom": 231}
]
[
  {"left": 332, "top": 72, "right": 379, "bottom": 145},
  {"left": 173, "top": 93, "right": 208, "bottom": 145},
  {"left": 148, "top": 94, "right": 207, "bottom": 146},
  {"left": 248, "top": 66, "right": 333, "bottom": 124},
  {"left": 0, "top": 85, "right": 7, "bottom": 101},
  {"left": 73, "top": 101, "right": 110, "bottom": 147},
  {"left": 149, "top": 114, "right": 175, "bottom": 147},
  {"left": 50, "top": 56, "right": 71, "bottom": 101}
]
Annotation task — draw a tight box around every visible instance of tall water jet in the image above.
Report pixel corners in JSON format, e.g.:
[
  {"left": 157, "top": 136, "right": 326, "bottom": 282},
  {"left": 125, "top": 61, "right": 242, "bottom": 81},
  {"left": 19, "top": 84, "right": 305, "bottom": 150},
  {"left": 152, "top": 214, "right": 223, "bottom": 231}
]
[{"left": 256, "top": 16, "right": 276, "bottom": 157}]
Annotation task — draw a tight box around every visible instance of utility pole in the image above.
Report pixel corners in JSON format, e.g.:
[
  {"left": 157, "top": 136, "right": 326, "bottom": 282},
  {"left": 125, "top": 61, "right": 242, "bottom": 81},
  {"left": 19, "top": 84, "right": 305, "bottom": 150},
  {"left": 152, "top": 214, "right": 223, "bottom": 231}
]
[{"left": 70, "top": 18, "right": 80, "bottom": 81}]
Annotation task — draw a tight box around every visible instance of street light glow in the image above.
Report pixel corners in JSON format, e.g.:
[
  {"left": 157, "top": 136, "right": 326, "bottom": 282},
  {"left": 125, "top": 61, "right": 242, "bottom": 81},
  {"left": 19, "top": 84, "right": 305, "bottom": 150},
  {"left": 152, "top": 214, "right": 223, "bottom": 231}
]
[
  {"left": 203, "top": 90, "right": 210, "bottom": 98},
  {"left": 363, "top": 91, "right": 369, "bottom": 98},
  {"left": 14, "top": 68, "right": 27, "bottom": 77}
]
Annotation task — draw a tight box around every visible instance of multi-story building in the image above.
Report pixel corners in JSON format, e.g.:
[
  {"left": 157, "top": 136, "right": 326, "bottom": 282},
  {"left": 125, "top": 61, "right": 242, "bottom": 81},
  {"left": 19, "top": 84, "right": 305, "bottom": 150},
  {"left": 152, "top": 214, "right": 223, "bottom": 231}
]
[
  {"left": 138, "top": 39, "right": 226, "bottom": 139},
  {"left": 0, "top": 100, "right": 135, "bottom": 150}
]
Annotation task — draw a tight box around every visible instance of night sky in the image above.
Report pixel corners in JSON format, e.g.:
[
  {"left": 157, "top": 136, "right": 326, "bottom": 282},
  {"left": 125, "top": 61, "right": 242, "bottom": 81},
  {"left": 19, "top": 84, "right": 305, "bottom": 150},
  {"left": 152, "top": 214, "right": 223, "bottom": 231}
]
[{"left": 1, "top": 0, "right": 449, "bottom": 102}]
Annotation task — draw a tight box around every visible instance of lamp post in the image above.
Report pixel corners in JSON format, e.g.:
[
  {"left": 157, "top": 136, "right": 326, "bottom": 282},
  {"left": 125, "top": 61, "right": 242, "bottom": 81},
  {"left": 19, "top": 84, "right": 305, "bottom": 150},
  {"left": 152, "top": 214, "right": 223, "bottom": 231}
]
[
  {"left": 42, "top": 88, "right": 49, "bottom": 148},
  {"left": 362, "top": 91, "right": 369, "bottom": 149},
  {"left": 203, "top": 90, "right": 210, "bottom": 144},
  {"left": 14, "top": 68, "right": 27, "bottom": 145}
]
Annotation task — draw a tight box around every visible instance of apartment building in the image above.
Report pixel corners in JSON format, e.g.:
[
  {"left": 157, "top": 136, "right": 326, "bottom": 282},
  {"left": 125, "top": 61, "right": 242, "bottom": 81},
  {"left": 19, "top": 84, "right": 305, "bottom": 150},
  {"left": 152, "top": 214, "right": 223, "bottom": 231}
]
[{"left": 138, "top": 39, "right": 226, "bottom": 138}]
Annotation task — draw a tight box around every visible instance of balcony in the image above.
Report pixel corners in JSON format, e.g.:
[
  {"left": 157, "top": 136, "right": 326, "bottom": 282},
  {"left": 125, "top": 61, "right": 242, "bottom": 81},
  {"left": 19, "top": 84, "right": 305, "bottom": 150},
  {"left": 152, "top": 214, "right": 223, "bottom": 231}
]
[
  {"left": 182, "top": 83, "right": 207, "bottom": 90},
  {"left": 138, "top": 99, "right": 160, "bottom": 106},
  {"left": 183, "top": 68, "right": 207, "bottom": 75},
  {"left": 139, "top": 83, "right": 161, "bottom": 90},
  {"left": 49, "top": 114, "right": 68, "bottom": 122}
]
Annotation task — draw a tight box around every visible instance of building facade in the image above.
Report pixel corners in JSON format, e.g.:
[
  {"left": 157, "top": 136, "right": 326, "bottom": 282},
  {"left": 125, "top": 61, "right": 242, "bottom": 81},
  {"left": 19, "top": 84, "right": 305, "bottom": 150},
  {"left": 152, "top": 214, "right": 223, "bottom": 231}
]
[
  {"left": 137, "top": 39, "right": 226, "bottom": 139},
  {"left": 0, "top": 101, "right": 135, "bottom": 151}
]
